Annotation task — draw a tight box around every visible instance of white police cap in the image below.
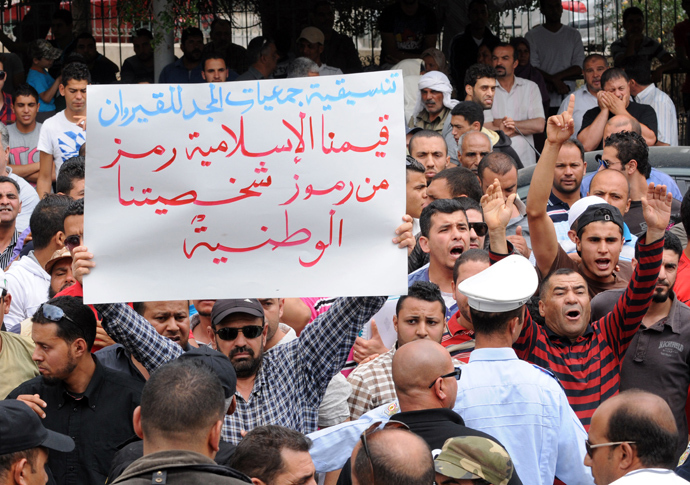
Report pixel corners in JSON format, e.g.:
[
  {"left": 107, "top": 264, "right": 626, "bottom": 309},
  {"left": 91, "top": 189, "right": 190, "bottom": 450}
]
[{"left": 458, "top": 255, "right": 538, "bottom": 312}]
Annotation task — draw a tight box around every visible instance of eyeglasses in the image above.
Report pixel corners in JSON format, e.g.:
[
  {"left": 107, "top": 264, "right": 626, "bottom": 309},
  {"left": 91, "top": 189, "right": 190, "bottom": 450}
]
[
  {"left": 595, "top": 154, "right": 621, "bottom": 170},
  {"left": 360, "top": 420, "right": 410, "bottom": 475},
  {"left": 468, "top": 222, "right": 488, "bottom": 237},
  {"left": 214, "top": 325, "right": 264, "bottom": 341},
  {"left": 428, "top": 368, "right": 462, "bottom": 388},
  {"left": 64, "top": 234, "right": 82, "bottom": 252},
  {"left": 40, "top": 303, "right": 77, "bottom": 325},
  {"left": 585, "top": 439, "right": 636, "bottom": 458},
  {"left": 0, "top": 71, "right": 7, "bottom": 81}
]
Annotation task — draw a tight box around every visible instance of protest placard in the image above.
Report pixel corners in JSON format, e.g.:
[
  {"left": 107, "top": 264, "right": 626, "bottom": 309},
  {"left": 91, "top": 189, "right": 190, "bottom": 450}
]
[{"left": 83, "top": 71, "right": 407, "bottom": 303}]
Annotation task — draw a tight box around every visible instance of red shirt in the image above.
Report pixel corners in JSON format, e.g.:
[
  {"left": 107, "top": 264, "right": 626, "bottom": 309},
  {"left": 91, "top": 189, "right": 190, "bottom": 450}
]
[
  {"left": 675, "top": 251, "right": 690, "bottom": 305},
  {"left": 441, "top": 311, "right": 475, "bottom": 363}
]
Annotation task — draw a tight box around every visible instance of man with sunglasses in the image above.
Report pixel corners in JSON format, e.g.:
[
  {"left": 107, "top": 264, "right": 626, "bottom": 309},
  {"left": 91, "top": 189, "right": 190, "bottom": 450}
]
[
  {"left": 6, "top": 296, "right": 144, "bottom": 485},
  {"left": 585, "top": 389, "right": 685, "bottom": 485}
]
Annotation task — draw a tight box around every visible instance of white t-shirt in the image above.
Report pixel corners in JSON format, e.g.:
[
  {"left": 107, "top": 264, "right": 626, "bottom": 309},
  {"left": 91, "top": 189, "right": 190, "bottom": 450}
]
[
  {"left": 37, "top": 111, "right": 85, "bottom": 175},
  {"left": 612, "top": 469, "right": 689, "bottom": 484},
  {"left": 525, "top": 24, "right": 585, "bottom": 108}
]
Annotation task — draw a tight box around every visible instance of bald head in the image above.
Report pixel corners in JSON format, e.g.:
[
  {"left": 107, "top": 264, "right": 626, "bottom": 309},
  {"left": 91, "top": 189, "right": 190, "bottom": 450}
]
[
  {"left": 589, "top": 169, "right": 631, "bottom": 216},
  {"left": 602, "top": 390, "right": 676, "bottom": 436},
  {"left": 603, "top": 115, "right": 641, "bottom": 142},
  {"left": 393, "top": 339, "right": 456, "bottom": 410},
  {"left": 353, "top": 428, "right": 434, "bottom": 485}
]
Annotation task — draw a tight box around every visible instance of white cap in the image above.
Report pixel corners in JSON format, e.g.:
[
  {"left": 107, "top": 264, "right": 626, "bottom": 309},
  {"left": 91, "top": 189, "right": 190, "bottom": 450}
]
[
  {"left": 458, "top": 255, "right": 538, "bottom": 312},
  {"left": 567, "top": 195, "right": 607, "bottom": 230}
]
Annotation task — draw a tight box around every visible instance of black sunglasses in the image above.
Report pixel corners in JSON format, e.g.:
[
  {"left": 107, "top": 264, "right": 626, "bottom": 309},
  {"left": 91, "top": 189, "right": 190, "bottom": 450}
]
[
  {"left": 41, "top": 303, "right": 77, "bottom": 325},
  {"left": 214, "top": 325, "right": 264, "bottom": 341},
  {"left": 428, "top": 368, "right": 462, "bottom": 388},
  {"left": 468, "top": 222, "right": 488, "bottom": 237},
  {"left": 64, "top": 234, "right": 82, "bottom": 252},
  {"left": 595, "top": 153, "right": 617, "bottom": 170}
]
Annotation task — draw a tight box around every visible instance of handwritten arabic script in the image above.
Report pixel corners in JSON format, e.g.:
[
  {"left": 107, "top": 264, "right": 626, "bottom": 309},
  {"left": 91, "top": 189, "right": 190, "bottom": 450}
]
[{"left": 84, "top": 72, "right": 407, "bottom": 303}]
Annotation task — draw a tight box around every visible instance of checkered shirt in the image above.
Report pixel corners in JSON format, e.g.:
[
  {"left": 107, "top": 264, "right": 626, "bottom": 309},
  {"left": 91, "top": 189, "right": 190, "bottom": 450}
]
[
  {"left": 96, "top": 296, "right": 385, "bottom": 445},
  {"left": 347, "top": 345, "right": 465, "bottom": 419}
]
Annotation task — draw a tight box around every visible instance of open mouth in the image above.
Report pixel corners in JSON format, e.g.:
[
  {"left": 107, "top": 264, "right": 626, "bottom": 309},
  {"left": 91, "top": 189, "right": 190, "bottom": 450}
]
[
  {"left": 450, "top": 245, "right": 464, "bottom": 257},
  {"left": 565, "top": 309, "right": 581, "bottom": 321},
  {"left": 594, "top": 259, "right": 610, "bottom": 271}
]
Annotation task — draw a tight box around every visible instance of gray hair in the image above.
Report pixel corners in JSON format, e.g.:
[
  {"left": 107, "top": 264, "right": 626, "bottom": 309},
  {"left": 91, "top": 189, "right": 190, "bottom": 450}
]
[
  {"left": 288, "top": 57, "right": 320, "bottom": 78},
  {"left": 0, "top": 123, "right": 9, "bottom": 151},
  {"left": 458, "top": 131, "right": 493, "bottom": 152}
]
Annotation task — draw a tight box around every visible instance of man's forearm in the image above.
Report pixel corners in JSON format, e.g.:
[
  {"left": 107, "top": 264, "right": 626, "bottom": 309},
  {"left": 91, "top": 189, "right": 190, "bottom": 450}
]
[
  {"left": 578, "top": 111, "right": 608, "bottom": 151},
  {"left": 488, "top": 228, "right": 509, "bottom": 255},
  {"left": 526, "top": 140, "right": 560, "bottom": 217},
  {"left": 640, "top": 123, "right": 657, "bottom": 146},
  {"left": 514, "top": 118, "right": 545, "bottom": 135}
]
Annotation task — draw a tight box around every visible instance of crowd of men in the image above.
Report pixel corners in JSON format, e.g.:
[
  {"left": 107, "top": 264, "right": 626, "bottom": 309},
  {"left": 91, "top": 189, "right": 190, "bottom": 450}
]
[{"left": 2, "top": 0, "right": 690, "bottom": 484}]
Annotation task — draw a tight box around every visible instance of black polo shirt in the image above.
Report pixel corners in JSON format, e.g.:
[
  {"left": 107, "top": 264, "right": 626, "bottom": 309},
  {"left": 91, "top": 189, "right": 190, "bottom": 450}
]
[
  {"left": 579, "top": 100, "right": 658, "bottom": 150},
  {"left": 7, "top": 357, "right": 143, "bottom": 485}
]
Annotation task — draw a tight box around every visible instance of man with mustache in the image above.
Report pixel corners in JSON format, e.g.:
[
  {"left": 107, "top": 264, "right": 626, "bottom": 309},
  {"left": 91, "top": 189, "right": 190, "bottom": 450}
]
[
  {"left": 158, "top": 27, "right": 205, "bottom": 84},
  {"left": 589, "top": 232, "right": 690, "bottom": 461},
  {"left": 558, "top": 54, "right": 608, "bottom": 138}
]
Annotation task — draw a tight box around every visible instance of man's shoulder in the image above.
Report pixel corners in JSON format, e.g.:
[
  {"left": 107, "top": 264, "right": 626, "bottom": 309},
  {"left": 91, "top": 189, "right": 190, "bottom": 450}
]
[
  {"left": 7, "top": 374, "right": 46, "bottom": 397},
  {"left": 98, "top": 361, "right": 146, "bottom": 394},
  {"left": 347, "top": 349, "right": 394, "bottom": 381},
  {"left": 408, "top": 263, "right": 430, "bottom": 283}
]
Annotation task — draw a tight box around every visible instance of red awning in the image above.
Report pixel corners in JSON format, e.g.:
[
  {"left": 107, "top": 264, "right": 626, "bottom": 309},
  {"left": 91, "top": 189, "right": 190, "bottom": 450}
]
[{"left": 562, "top": 0, "right": 587, "bottom": 13}]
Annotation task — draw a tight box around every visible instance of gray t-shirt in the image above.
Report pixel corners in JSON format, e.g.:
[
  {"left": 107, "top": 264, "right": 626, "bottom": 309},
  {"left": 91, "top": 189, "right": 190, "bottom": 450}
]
[{"left": 7, "top": 122, "right": 42, "bottom": 168}]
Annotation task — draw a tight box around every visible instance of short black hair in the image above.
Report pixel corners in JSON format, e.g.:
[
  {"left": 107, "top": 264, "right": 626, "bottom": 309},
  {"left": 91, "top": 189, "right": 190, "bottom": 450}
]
[
  {"left": 141, "top": 359, "right": 226, "bottom": 440},
  {"left": 210, "top": 18, "right": 232, "bottom": 31},
  {"left": 230, "top": 425, "right": 312, "bottom": 483},
  {"left": 30, "top": 194, "right": 72, "bottom": 250},
  {"left": 408, "top": 129, "right": 447, "bottom": 156},
  {"left": 63, "top": 197, "right": 84, "bottom": 221},
  {"left": 604, "top": 131, "right": 650, "bottom": 178},
  {"left": 32, "top": 296, "right": 97, "bottom": 350},
  {"left": 131, "top": 28, "right": 153, "bottom": 42},
  {"left": 539, "top": 267, "right": 583, "bottom": 300},
  {"left": 52, "top": 9, "right": 72, "bottom": 24},
  {"left": 584, "top": 53, "right": 608, "bottom": 69},
  {"left": 452, "top": 248, "right": 489, "bottom": 283},
  {"left": 0, "top": 175, "right": 20, "bottom": 195},
  {"left": 0, "top": 448, "right": 40, "bottom": 477},
  {"left": 601, "top": 67, "right": 629, "bottom": 88},
  {"left": 492, "top": 42, "right": 515, "bottom": 60},
  {"left": 622, "top": 55, "right": 652, "bottom": 86},
  {"left": 562, "top": 139, "right": 585, "bottom": 162},
  {"left": 464, "top": 63, "right": 497, "bottom": 88},
  {"left": 181, "top": 27, "right": 204, "bottom": 45},
  {"left": 623, "top": 6, "right": 644, "bottom": 22},
  {"left": 606, "top": 390, "right": 678, "bottom": 469},
  {"left": 450, "top": 101, "right": 484, "bottom": 128},
  {"left": 56, "top": 157, "right": 85, "bottom": 196},
  {"left": 664, "top": 231, "right": 682, "bottom": 257},
  {"left": 202, "top": 52, "right": 226, "bottom": 71},
  {"left": 246, "top": 36, "right": 274, "bottom": 64},
  {"left": 12, "top": 84, "right": 39, "bottom": 104},
  {"left": 432, "top": 167, "right": 483, "bottom": 202},
  {"left": 419, "top": 198, "right": 467, "bottom": 238},
  {"left": 477, "top": 152, "right": 518, "bottom": 182},
  {"left": 396, "top": 280, "right": 446, "bottom": 317},
  {"left": 61, "top": 62, "right": 91, "bottom": 85},
  {"left": 75, "top": 32, "right": 96, "bottom": 44},
  {"left": 470, "top": 306, "right": 524, "bottom": 336}
]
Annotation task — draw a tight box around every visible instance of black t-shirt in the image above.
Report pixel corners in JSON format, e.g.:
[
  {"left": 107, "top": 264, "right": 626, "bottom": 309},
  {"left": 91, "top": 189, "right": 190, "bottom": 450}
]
[
  {"left": 579, "top": 101, "right": 658, "bottom": 150},
  {"left": 378, "top": 2, "right": 438, "bottom": 57}
]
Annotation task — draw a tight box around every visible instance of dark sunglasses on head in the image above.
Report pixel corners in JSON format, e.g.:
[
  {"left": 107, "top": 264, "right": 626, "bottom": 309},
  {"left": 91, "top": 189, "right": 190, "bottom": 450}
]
[
  {"left": 64, "top": 234, "right": 82, "bottom": 252},
  {"left": 41, "top": 303, "right": 77, "bottom": 325},
  {"left": 468, "top": 222, "right": 488, "bottom": 237},
  {"left": 214, "top": 325, "right": 264, "bottom": 341}
]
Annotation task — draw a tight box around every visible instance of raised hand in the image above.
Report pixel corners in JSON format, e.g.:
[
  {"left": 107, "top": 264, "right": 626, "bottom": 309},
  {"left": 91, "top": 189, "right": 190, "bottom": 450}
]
[
  {"left": 641, "top": 183, "right": 673, "bottom": 242},
  {"left": 546, "top": 94, "right": 575, "bottom": 144},
  {"left": 481, "top": 179, "right": 516, "bottom": 232}
]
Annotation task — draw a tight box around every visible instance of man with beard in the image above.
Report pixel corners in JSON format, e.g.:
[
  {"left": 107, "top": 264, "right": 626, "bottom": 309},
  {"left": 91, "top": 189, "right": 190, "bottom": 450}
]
[
  {"left": 6, "top": 296, "right": 143, "bottom": 485},
  {"left": 589, "top": 232, "right": 690, "bottom": 461},
  {"left": 558, "top": 54, "right": 608, "bottom": 138},
  {"left": 158, "top": 27, "right": 205, "bottom": 84},
  {"left": 46, "top": 248, "right": 75, "bottom": 298}
]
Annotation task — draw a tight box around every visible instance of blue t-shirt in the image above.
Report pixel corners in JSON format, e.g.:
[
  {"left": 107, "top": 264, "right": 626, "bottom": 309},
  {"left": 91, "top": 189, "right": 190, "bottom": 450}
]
[{"left": 26, "top": 69, "right": 55, "bottom": 112}]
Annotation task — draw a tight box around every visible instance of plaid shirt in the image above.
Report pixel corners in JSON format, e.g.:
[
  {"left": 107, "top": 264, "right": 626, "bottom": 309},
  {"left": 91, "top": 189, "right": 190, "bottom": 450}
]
[
  {"left": 347, "top": 344, "right": 465, "bottom": 419},
  {"left": 96, "top": 296, "right": 385, "bottom": 444}
]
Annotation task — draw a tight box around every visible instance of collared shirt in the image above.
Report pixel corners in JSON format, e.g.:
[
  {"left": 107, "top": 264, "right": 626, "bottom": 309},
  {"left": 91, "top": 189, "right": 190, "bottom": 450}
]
[
  {"left": 308, "top": 348, "right": 592, "bottom": 485},
  {"left": 0, "top": 229, "right": 18, "bottom": 269},
  {"left": 635, "top": 83, "right": 678, "bottom": 146},
  {"left": 411, "top": 106, "right": 451, "bottom": 135},
  {"left": 96, "top": 296, "right": 385, "bottom": 445},
  {"left": 507, "top": 236, "right": 664, "bottom": 427},
  {"left": 491, "top": 75, "right": 545, "bottom": 166},
  {"left": 95, "top": 343, "right": 146, "bottom": 382},
  {"left": 347, "top": 347, "right": 396, "bottom": 420},
  {"left": 158, "top": 57, "right": 204, "bottom": 84},
  {"left": 558, "top": 85, "right": 599, "bottom": 140},
  {"left": 612, "top": 468, "right": 688, "bottom": 484},
  {"left": 7, "top": 357, "right": 143, "bottom": 485}
]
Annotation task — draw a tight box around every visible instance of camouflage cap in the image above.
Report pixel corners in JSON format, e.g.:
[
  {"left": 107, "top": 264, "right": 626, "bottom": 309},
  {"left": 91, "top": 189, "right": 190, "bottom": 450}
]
[
  {"left": 434, "top": 436, "right": 514, "bottom": 485},
  {"left": 30, "top": 39, "right": 62, "bottom": 61}
]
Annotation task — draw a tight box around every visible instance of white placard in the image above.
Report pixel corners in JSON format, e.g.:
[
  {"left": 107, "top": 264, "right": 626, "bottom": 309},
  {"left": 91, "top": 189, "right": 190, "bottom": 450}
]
[{"left": 83, "top": 71, "right": 407, "bottom": 303}]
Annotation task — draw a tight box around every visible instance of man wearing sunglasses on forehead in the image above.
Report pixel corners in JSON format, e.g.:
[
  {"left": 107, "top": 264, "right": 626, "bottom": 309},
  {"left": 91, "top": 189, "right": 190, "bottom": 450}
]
[
  {"left": 6, "top": 295, "right": 144, "bottom": 485},
  {"left": 70, "top": 216, "right": 415, "bottom": 445}
]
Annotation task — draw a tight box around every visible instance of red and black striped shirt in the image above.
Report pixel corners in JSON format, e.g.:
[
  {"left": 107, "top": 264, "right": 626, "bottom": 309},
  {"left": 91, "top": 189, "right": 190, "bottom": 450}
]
[{"left": 493, "top": 236, "right": 663, "bottom": 429}]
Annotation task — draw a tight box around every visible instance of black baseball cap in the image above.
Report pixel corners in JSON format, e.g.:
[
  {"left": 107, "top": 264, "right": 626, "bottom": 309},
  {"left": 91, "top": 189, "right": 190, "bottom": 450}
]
[
  {"left": 178, "top": 346, "right": 237, "bottom": 399},
  {"left": 211, "top": 299, "right": 264, "bottom": 328},
  {"left": 0, "top": 401, "right": 75, "bottom": 454},
  {"left": 574, "top": 203, "right": 625, "bottom": 238}
]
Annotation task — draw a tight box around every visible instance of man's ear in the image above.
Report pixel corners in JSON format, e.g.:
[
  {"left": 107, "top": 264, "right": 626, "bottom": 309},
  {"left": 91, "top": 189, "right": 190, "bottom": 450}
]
[
  {"left": 626, "top": 159, "right": 637, "bottom": 176},
  {"left": 72, "top": 337, "right": 89, "bottom": 358},
  {"left": 58, "top": 83, "right": 66, "bottom": 97},
  {"left": 538, "top": 298, "right": 546, "bottom": 317},
  {"left": 56, "top": 231, "right": 66, "bottom": 247},
  {"left": 618, "top": 442, "right": 636, "bottom": 470},
  {"left": 4, "top": 293, "right": 11, "bottom": 315},
  {"left": 465, "top": 85, "right": 473, "bottom": 99},
  {"left": 567, "top": 229, "right": 577, "bottom": 244},
  {"left": 471, "top": 121, "right": 481, "bottom": 131},
  {"left": 392, "top": 314, "right": 398, "bottom": 334},
  {"left": 133, "top": 406, "right": 144, "bottom": 439},
  {"left": 13, "top": 458, "right": 31, "bottom": 485},
  {"left": 208, "top": 419, "right": 223, "bottom": 452},
  {"left": 419, "top": 236, "right": 430, "bottom": 254}
]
